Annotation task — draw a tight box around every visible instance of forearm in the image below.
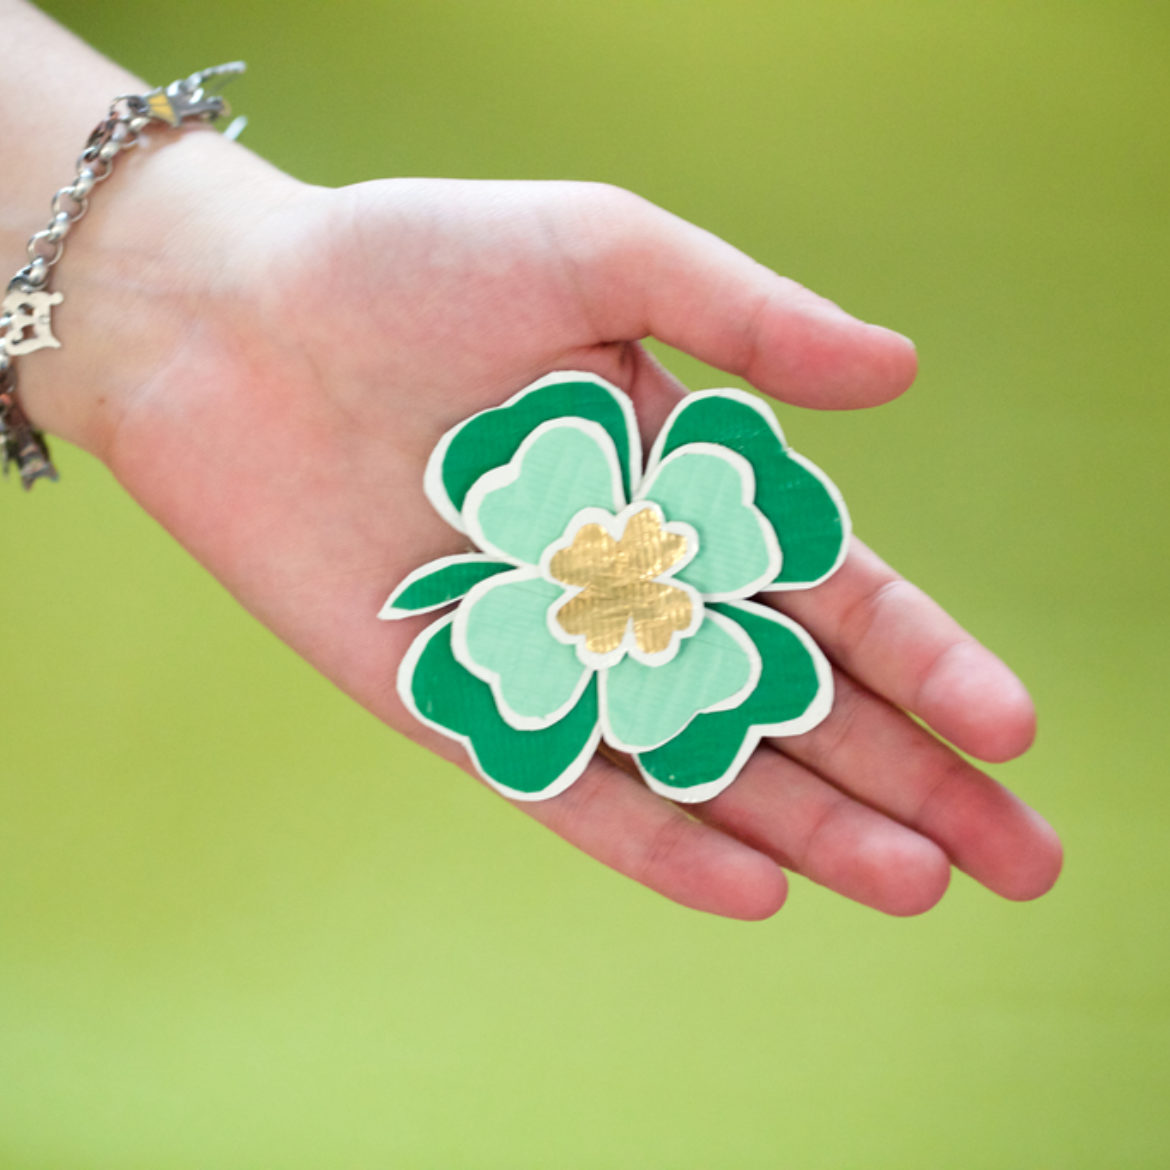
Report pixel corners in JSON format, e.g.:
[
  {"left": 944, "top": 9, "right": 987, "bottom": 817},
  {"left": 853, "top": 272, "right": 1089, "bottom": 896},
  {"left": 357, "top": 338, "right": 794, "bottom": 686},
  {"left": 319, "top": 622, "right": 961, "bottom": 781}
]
[{"left": 0, "top": 0, "right": 288, "bottom": 460}]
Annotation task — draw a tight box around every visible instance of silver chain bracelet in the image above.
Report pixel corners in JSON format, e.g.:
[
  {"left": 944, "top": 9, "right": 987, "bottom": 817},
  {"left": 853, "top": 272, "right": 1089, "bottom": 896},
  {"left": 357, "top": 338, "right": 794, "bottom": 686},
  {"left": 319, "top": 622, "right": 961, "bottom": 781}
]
[{"left": 0, "top": 62, "right": 247, "bottom": 490}]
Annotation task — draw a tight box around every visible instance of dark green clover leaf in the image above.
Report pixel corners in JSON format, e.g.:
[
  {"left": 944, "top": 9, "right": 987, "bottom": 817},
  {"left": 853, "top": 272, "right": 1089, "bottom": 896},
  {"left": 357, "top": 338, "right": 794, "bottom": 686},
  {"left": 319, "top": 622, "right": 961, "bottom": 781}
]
[
  {"left": 403, "top": 615, "right": 600, "bottom": 799},
  {"left": 653, "top": 390, "right": 848, "bottom": 587}
]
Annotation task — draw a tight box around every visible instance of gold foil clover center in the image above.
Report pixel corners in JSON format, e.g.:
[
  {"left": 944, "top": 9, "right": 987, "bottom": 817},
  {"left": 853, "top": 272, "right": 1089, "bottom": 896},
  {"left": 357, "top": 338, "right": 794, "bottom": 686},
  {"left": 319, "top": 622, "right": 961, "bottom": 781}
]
[{"left": 548, "top": 507, "right": 694, "bottom": 657}]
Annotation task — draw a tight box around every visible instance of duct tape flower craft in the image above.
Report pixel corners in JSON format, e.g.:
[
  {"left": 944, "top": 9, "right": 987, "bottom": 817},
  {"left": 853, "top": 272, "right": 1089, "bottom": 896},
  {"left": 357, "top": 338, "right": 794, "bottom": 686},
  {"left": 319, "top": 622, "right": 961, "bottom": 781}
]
[{"left": 380, "top": 372, "right": 849, "bottom": 803}]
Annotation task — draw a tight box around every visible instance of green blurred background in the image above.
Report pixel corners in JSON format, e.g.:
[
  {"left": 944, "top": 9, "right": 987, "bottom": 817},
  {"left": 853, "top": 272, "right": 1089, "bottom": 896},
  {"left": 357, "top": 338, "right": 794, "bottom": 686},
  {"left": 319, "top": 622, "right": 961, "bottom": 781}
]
[{"left": 3, "top": 1, "right": 1167, "bottom": 1166}]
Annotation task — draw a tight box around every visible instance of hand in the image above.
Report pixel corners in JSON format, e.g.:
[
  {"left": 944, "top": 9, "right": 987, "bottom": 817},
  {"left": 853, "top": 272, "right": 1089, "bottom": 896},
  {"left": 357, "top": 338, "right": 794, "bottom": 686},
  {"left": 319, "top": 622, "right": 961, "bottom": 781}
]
[{"left": 27, "top": 132, "right": 1061, "bottom": 919}]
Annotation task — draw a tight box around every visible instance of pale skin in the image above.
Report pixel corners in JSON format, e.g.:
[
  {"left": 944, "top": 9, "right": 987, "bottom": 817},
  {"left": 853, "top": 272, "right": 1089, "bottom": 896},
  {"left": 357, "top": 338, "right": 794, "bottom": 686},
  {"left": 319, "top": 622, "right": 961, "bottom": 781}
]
[{"left": 3, "top": 1, "right": 1061, "bottom": 919}]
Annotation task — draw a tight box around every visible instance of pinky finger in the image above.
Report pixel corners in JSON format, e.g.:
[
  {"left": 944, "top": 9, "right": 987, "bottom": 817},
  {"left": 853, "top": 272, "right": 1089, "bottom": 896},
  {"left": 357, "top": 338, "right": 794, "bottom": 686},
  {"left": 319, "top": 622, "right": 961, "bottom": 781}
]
[{"left": 521, "top": 755, "right": 789, "bottom": 920}]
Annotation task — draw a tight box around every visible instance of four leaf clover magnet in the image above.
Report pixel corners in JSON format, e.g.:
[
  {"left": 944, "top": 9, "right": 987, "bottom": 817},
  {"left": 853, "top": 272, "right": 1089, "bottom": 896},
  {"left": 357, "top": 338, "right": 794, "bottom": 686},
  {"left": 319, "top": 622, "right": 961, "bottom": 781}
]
[{"left": 380, "top": 372, "right": 849, "bottom": 803}]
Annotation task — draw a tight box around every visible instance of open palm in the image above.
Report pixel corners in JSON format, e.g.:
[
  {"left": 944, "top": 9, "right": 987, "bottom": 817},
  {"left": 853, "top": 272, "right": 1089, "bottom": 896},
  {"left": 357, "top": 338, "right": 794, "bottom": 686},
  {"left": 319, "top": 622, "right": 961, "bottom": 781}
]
[{"left": 61, "top": 146, "right": 1060, "bottom": 919}]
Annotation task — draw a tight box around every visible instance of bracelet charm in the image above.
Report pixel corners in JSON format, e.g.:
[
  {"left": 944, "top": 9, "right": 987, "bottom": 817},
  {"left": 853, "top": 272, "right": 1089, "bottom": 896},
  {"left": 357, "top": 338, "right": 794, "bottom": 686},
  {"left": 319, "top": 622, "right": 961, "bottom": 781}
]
[{"left": 2, "top": 287, "right": 63, "bottom": 357}]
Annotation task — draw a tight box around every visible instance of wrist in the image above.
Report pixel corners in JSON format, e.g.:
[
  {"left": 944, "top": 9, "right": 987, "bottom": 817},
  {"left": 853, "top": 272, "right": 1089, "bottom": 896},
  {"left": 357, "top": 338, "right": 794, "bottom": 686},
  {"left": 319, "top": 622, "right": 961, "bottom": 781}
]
[{"left": 9, "top": 121, "right": 298, "bottom": 463}]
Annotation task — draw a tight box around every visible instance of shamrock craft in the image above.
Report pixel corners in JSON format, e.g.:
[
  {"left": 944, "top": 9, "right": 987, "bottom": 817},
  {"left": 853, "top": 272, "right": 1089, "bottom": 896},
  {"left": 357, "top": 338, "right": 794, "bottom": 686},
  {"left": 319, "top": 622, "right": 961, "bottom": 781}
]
[{"left": 380, "top": 372, "right": 848, "bottom": 803}]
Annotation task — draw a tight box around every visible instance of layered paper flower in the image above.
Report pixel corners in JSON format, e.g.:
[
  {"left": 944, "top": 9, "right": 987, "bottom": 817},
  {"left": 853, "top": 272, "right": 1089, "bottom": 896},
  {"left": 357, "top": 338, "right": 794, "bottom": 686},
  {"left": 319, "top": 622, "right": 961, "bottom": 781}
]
[{"left": 380, "top": 372, "right": 849, "bottom": 802}]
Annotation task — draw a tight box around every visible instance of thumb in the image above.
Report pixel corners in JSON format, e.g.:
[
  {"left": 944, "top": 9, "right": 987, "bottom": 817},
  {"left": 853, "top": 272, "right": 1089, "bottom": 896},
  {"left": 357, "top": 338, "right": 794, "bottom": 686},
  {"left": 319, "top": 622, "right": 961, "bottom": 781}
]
[{"left": 552, "top": 184, "right": 917, "bottom": 409}]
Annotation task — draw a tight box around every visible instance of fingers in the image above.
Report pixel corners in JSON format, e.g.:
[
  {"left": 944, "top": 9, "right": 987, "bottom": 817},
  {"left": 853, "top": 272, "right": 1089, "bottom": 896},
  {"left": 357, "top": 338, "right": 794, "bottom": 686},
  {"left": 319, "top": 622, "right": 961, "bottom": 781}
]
[
  {"left": 691, "top": 671, "right": 1060, "bottom": 913},
  {"left": 774, "top": 539, "right": 1038, "bottom": 763},
  {"left": 778, "top": 674, "right": 1063, "bottom": 901},
  {"left": 555, "top": 184, "right": 917, "bottom": 409},
  {"left": 521, "top": 755, "right": 788, "bottom": 920},
  {"left": 696, "top": 748, "right": 953, "bottom": 916}
]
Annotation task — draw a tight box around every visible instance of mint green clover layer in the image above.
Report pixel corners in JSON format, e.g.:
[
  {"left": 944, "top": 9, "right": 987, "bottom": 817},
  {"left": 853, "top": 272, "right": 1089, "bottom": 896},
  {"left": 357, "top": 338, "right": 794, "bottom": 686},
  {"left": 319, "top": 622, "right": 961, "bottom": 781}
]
[
  {"left": 635, "top": 602, "right": 822, "bottom": 792},
  {"left": 655, "top": 395, "right": 845, "bottom": 586},
  {"left": 440, "top": 378, "right": 638, "bottom": 513},
  {"left": 638, "top": 447, "right": 775, "bottom": 596},
  {"left": 603, "top": 613, "right": 754, "bottom": 750},
  {"left": 410, "top": 619, "right": 599, "bottom": 796},
  {"left": 471, "top": 424, "right": 623, "bottom": 565},
  {"left": 389, "top": 557, "right": 514, "bottom": 614},
  {"left": 461, "top": 575, "right": 588, "bottom": 723}
]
